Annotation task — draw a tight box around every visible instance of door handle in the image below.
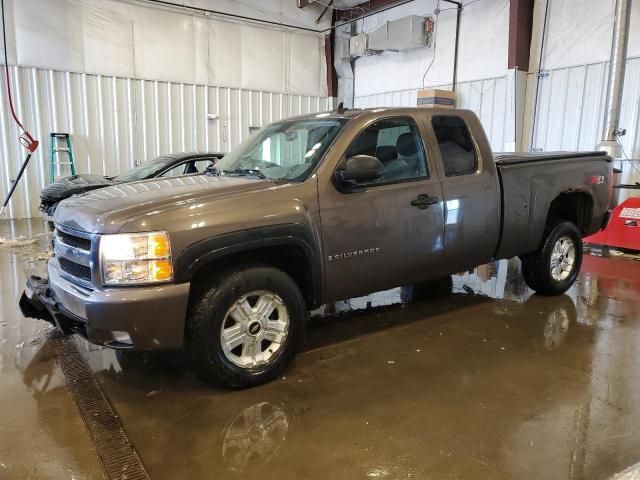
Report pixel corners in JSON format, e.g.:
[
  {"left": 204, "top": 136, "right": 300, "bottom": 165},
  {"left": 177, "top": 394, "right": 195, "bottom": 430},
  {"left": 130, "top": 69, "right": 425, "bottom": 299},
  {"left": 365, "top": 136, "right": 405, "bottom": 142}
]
[{"left": 411, "top": 194, "right": 439, "bottom": 209}]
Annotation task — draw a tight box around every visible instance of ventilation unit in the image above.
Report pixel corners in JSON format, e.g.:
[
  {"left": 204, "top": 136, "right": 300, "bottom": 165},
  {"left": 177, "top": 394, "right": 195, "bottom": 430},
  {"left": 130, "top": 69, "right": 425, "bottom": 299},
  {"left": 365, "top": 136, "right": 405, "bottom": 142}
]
[{"left": 349, "top": 15, "right": 433, "bottom": 57}]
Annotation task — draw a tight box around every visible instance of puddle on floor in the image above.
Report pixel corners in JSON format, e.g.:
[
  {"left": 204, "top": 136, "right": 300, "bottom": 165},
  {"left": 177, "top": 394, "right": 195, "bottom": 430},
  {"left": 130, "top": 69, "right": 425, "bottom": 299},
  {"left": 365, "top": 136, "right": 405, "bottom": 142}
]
[{"left": 4, "top": 218, "right": 640, "bottom": 480}]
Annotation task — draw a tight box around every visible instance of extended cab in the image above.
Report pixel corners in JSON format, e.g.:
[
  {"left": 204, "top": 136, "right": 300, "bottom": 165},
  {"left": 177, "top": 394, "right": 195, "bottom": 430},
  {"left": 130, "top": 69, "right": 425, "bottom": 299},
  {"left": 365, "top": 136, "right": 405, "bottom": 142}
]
[{"left": 20, "top": 108, "right": 612, "bottom": 388}]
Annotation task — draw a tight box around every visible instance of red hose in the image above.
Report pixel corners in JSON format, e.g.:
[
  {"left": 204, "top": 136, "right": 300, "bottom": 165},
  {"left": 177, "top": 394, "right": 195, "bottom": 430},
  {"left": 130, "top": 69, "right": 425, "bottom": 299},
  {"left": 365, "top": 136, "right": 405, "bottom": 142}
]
[{"left": 1, "top": 0, "right": 38, "bottom": 152}]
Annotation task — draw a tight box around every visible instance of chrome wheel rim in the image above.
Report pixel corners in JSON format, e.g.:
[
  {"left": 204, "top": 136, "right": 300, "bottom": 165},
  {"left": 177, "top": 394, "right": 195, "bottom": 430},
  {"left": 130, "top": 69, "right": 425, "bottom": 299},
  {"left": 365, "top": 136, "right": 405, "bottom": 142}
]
[
  {"left": 550, "top": 235, "right": 576, "bottom": 282},
  {"left": 220, "top": 290, "right": 289, "bottom": 368}
]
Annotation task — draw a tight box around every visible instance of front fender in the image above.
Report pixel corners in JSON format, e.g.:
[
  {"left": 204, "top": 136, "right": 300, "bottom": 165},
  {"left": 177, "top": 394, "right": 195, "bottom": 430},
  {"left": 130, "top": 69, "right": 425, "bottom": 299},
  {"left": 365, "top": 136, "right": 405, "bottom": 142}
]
[{"left": 172, "top": 223, "right": 323, "bottom": 305}]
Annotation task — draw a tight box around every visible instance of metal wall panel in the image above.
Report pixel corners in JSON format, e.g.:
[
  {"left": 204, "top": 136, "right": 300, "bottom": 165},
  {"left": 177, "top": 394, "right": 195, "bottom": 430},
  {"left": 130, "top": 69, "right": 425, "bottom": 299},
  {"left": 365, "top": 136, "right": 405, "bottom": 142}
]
[
  {"left": 353, "top": 75, "right": 512, "bottom": 152},
  {"left": 529, "top": 57, "right": 640, "bottom": 199},
  {"left": 0, "top": 66, "right": 333, "bottom": 219}
]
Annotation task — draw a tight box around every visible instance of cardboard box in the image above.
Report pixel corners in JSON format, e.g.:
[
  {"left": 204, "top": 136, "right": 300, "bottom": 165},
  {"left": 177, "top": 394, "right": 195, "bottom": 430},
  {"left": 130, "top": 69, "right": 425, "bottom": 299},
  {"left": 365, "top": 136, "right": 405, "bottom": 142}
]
[{"left": 417, "top": 88, "right": 457, "bottom": 108}]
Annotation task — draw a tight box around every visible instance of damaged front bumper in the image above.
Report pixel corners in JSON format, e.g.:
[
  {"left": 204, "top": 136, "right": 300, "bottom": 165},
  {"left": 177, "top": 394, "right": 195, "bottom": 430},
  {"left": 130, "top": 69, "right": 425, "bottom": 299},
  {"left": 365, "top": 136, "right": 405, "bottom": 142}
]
[{"left": 19, "top": 260, "right": 191, "bottom": 350}]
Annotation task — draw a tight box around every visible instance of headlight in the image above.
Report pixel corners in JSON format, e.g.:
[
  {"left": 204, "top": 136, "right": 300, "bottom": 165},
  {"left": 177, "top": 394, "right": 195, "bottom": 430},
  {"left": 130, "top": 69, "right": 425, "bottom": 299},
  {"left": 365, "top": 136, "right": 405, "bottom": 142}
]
[{"left": 100, "top": 231, "right": 173, "bottom": 285}]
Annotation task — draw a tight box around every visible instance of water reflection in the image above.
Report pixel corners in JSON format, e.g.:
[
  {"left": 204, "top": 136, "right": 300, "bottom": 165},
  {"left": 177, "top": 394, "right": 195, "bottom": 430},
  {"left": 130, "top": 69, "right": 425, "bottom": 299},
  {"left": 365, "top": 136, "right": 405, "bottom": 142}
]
[
  {"left": 542, "top": 302, "right": 571, "bottom": 351},
  {"left": 222, "top": 402, "right": 289, "bottom": 474},
  {"left": 6, "top": 218, "right": 640, "bottom": 480},
  {"left": 18, "top": 289, "right": 589, "bottom": 478}
]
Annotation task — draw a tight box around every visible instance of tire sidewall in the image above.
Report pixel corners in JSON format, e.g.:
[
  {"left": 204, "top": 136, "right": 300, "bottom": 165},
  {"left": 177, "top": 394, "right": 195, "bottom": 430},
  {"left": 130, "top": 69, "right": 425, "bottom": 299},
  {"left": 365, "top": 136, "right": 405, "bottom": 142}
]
[
  {"left": 541, "top": 221, "right": 583, "bottom": 294},
  {"left": 189, "top": 266, "right": 306, "bottom": 387}
]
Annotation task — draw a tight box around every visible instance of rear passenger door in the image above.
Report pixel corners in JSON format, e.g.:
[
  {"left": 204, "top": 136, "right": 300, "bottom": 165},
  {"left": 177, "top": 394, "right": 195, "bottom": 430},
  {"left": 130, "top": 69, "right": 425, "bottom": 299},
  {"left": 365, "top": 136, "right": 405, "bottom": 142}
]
[
  {"left": 319, "top": 115, "right": 446, "bottom": 301},
  {"left": 424, "top": 112, "right": 501, "bottom": 272}
]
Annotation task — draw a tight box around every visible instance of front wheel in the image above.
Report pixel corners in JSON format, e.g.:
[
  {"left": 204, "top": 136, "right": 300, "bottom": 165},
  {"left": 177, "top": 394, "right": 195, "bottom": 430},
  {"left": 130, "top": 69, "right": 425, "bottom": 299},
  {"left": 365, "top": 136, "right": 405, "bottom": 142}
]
[
  {"left": 520, "top": 221, "right": 583, "bottom": 296},
  {"left": 187, "top": 265, "right": 307, "bottom": 389}
]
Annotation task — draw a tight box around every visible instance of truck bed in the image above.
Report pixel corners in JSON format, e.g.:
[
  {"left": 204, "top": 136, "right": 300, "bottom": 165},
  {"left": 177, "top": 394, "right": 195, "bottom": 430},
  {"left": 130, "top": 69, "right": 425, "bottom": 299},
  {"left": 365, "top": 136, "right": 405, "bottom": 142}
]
[{"left": 494, "top": 150, "right": 611, "bottom": 260}]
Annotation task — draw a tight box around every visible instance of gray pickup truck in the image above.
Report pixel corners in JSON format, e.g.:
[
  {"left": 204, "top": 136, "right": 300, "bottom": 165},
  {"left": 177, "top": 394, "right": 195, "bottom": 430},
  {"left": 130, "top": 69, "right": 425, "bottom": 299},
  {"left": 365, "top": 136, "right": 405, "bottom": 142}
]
[{"left": 20, "top": 107, "right": 612, "bottom": 388}]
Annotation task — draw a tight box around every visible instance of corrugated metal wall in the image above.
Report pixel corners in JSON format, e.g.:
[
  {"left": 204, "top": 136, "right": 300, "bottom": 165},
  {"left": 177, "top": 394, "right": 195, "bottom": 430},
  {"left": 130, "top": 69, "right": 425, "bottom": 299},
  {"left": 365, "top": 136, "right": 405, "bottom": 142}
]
[
  {"left": 353, "top": 75, "right": 512, "bottom": 152},
  {"left": 0, "top": 66, "right": 333, "bottom": 219},
  {"left": 528, "top": 56, "right": 640, "bottom": 195}
]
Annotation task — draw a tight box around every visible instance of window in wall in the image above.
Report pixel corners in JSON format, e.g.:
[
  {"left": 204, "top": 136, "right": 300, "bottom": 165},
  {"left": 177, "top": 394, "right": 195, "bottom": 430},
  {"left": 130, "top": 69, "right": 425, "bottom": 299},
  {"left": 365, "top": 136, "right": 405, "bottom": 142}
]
[
  {"left": 159, "top": 160, "right": 213, "bottom": 177},
  {"left": 345, "top": 117, "right": 428, "bottom": 185},
  {"left": 431, "top": 116, "right": 478, "bottom": 176},
  {"left": 159, "top": 162, "right": 192, "bottom": 177}
]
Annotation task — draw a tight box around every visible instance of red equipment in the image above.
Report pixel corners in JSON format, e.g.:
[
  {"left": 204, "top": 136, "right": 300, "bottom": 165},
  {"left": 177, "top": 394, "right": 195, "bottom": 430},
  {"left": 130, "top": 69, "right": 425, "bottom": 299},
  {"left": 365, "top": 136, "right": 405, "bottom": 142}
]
[{"left": 585, "top": 194, "right": 640, "bottom": 251}]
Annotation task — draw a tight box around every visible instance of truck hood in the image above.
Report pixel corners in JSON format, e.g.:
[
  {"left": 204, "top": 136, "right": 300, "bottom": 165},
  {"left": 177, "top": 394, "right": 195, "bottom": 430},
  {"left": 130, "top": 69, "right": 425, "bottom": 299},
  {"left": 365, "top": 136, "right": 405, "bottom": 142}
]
[{"left": 54, "top": 174, "right": 276, "bottom": 234}]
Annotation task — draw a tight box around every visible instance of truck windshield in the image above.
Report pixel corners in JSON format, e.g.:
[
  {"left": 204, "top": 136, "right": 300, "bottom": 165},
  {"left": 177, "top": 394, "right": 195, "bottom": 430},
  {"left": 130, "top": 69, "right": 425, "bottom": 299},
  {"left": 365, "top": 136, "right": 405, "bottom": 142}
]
[{"left": 215, "top": 117, "right": 348, "bottom": 181}]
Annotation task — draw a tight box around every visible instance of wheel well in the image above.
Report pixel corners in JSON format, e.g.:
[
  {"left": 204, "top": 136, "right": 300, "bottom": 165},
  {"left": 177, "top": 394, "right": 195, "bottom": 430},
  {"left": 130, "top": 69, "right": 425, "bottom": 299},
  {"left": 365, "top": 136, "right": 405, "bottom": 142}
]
[
  {"left": 546, "top": 191, "right": 593, "bottom": 234},
  {"left": 190, "top": 245, "right": 317, "bottom": 309}
]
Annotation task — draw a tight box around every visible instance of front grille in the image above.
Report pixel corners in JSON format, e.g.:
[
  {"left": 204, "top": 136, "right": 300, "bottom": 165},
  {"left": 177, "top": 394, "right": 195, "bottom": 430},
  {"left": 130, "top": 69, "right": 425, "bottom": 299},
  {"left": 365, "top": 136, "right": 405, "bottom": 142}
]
[
  {"left": 57, "top": 230, "right": 91, "bottom": 251},
  {"left": 59, "top": 257, "right": 91, "bottom": 281}
]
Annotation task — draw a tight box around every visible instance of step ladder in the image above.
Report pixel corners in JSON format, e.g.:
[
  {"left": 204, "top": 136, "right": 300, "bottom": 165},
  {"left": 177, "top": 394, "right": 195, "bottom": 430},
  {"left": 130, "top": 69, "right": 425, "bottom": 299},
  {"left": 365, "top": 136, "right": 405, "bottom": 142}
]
[{"left": 49, "top": 132, "right": 76, "bottom": 182}]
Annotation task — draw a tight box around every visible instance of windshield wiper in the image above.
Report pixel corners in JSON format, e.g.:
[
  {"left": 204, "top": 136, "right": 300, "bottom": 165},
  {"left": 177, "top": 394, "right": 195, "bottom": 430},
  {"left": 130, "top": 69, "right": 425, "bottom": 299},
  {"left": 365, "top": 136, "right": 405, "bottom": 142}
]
[{"left": 222, "top": 168, "right": 266, "bottom": 179}]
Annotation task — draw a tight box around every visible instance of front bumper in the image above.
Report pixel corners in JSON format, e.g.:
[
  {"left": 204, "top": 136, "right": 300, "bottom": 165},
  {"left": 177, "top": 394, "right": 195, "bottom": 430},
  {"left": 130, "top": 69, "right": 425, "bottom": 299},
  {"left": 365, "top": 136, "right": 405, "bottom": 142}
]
[{"left": 20, "top": 259, "right": 190, "bottom": 350}]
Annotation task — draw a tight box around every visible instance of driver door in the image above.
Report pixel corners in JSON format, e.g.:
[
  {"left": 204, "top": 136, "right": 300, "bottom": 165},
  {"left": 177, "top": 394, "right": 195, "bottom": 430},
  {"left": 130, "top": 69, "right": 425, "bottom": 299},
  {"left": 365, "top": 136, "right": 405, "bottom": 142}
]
[{"left": 318, "top": 115, "right": 446, "bottom": 301}]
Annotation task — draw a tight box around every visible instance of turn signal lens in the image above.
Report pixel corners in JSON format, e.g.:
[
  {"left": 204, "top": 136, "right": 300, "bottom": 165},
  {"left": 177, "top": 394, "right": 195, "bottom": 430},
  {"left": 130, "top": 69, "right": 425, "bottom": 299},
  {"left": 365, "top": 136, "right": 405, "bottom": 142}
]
[{"left": 150, "top": 260, "right": 173, "bottom": 282}]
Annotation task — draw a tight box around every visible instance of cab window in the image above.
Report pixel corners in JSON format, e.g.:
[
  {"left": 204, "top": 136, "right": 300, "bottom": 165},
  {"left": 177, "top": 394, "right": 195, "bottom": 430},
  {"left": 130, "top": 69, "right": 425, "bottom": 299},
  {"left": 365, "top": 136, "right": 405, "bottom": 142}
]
[
  {"left": 431, "top": 116, "right": 478, "bottom": 176},
  {"left": 345, "top": 117, "right": 428, "bottom": 185}
]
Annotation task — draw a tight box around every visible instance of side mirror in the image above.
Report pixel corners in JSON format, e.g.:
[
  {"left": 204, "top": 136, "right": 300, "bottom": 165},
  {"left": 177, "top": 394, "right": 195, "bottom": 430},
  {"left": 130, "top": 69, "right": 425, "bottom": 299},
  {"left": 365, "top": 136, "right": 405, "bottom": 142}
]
[{"left": 340, "top": 155, "right": 383, "bottom": 183}]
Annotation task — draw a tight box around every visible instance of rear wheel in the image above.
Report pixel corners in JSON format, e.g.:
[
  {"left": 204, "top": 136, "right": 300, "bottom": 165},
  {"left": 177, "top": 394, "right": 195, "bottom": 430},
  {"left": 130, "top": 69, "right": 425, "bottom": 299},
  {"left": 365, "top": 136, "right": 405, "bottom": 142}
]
[
  {"left": 187, "top": 265, "right": 307, "bottom": 389},
  {"left": 520, "top": 221, "right": 583, "bottom": 296}
]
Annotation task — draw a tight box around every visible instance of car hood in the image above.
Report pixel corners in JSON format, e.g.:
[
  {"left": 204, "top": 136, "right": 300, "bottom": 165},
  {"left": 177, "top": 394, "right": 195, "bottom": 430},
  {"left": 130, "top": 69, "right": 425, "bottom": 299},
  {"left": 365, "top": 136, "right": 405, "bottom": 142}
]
[
  {"left": 40, "top": 174, "right": 115, "bottom": 203},
  {"left": 54, "top": 175, "right": 276, "bottom": 234}
]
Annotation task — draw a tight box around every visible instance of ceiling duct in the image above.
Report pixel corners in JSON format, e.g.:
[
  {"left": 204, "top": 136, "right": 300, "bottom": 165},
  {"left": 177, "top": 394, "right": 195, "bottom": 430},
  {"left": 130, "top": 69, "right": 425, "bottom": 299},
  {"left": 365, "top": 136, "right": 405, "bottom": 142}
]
[{"left": 349, "top": 15, "right": 433, "bottom": 57}]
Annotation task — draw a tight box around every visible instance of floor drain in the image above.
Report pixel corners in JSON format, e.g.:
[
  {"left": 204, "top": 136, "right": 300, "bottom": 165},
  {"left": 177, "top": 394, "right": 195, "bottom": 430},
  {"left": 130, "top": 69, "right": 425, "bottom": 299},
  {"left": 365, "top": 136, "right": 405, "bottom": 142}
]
[{"left": 50, "top": 332, "right": 150, "bottom": 480}]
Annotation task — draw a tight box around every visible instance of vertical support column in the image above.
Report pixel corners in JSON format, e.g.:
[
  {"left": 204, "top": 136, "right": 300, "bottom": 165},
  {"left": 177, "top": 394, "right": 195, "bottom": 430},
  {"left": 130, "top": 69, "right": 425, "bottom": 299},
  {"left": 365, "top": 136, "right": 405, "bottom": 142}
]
[
  {"left": 507, "top": 0, "right": 534, "bottom": 152},
  {"left": 597, "top": 0, "right": 632, "bottom": 157},
  {"left": 324, "top": 11, "right": 338, "bottom": 106},
  {"left": 334, "top": 22, "right": 355, "bottom": 108}
]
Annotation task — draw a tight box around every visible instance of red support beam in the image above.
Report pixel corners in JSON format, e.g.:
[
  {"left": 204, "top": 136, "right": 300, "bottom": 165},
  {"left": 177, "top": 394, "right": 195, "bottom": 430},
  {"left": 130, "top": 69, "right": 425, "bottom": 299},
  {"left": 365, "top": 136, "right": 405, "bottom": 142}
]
[
  {"left": 508, "top": 0, "right": 534, "bottom": 70},
  {"left": 337, "top": 0, "right": 408, "bottom": 21},
  {"left": 325, "top": 11, "right": 338, "bottom": 97}
]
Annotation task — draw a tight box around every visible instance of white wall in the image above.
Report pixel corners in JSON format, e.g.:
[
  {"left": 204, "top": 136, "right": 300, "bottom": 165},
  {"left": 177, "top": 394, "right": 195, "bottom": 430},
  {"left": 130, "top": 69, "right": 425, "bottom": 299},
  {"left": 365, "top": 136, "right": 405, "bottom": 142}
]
[
  {"left": 353, "top": 0, "right": 510, "bottom": 95},
  {"left": 351, "top": 0, "right": 513, "bottom": 152},
  {"left": 2, "top": 0, "right": 328, "bottom": 97},
  {"left": 525, "top": 0, "right": 640, "bottom": 196},
  {"left": 0, "top": 0, "right": 332, "bottom": 219},
  {"left": 529, "top": 0, "right": 640, "bottom": 71}
]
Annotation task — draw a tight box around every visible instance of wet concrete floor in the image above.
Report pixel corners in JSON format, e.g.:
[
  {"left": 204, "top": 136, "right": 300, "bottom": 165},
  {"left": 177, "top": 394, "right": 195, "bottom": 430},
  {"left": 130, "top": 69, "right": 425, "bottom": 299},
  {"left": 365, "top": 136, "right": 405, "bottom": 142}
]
[{"left": 1, "top": 218, "right": 640, "bottom": 479}]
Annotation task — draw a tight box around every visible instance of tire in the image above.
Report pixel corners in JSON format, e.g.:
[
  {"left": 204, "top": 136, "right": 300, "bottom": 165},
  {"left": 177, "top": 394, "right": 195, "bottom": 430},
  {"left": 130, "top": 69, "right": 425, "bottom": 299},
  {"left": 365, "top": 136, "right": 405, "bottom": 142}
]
[
  {"left": 520, "top": 221, "right": 583, "bottom": 296},
  {"left": 186, "top": 265, "right": 307, "bottom": 389}
]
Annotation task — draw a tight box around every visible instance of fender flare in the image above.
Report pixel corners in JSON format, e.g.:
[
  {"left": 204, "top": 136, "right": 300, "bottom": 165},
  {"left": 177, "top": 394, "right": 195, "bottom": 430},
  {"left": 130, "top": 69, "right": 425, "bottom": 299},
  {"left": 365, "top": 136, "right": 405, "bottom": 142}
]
[{"left": 173, "top": 224, "right": 324, "bottom": 306}]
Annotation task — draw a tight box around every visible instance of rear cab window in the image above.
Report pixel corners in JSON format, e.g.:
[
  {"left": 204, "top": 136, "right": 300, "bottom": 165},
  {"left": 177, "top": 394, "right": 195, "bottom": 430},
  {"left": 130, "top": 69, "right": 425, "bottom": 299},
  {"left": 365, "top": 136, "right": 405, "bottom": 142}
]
[{"left": 431, "top": 116, "right": 478, "bottom": 176}]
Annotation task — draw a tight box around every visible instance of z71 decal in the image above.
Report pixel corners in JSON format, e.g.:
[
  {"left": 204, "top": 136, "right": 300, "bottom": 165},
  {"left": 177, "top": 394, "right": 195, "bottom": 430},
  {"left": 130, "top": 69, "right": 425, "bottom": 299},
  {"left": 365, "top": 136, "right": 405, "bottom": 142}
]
[{"left": 620, "top": 207, "right": 640, "bottom": 220}]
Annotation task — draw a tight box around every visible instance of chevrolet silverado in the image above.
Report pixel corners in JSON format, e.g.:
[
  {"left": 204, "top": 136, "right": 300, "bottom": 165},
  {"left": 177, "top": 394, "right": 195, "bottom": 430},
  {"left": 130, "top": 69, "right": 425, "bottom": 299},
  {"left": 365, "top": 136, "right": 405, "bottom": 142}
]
[{"left": 20, "top": 107, "right": 612, "bottom": 388}]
